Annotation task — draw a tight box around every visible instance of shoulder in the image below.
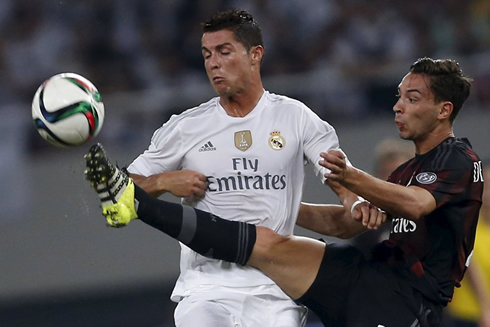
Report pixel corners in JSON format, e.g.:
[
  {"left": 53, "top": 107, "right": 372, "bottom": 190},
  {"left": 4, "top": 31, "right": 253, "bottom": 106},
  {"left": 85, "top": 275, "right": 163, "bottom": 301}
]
[
  {"left": 265, "top": 91, "right": 310, "bottom": 111},
  {"left": 162, "top": 97, "right": 218, "bottom": 128},
  {"left": 429, "top": 137, "right": 479, "bottom": 171},
  {"left": 151, "top": 98, "right": 218, "bottom": 142},
  {"left": 264, "top": 91, "right": 327, "bottom": 123},
  {"left": 171, "top": 98, "right": 218, "bottom": 122},
  {"left": 452, "top": 137, "right": 480, "bottom": 161}
]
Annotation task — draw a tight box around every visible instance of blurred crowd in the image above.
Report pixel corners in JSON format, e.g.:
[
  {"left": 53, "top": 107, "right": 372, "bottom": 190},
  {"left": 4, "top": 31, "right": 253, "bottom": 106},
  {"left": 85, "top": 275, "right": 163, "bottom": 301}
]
[{"left": 1, "top": 0, "right": 490, "bottom": 134}]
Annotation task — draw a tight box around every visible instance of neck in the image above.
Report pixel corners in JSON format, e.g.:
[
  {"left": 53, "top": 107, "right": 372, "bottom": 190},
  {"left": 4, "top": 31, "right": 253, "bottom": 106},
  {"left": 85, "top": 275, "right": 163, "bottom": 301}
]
[
  {"left": 221, "top": 88, "right": 264, "bottom": 117},
  {"left": 415, "top": 129, "right": 454, "bottom": 155}
]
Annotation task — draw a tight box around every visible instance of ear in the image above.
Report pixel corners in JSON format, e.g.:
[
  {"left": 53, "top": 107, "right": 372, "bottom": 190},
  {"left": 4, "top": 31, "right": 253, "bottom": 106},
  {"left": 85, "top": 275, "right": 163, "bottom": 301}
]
[
  {"left": 438, "top": 101, "right": 453, "bottom": 120},
  {"left": 250, "top": 45, "right": 264, "bottom": 64}
]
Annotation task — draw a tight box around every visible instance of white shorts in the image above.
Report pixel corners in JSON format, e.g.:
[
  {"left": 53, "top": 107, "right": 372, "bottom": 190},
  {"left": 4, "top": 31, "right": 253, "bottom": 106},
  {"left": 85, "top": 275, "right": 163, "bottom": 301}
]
[{"left": 174, "top": 285, "right": 308, "bottom": 327}]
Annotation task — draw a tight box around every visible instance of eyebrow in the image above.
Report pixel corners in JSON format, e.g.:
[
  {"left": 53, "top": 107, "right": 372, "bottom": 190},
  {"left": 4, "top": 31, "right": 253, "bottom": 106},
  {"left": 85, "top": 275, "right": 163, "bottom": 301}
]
[
  {"left": 406, "top": 88, "right": 422, "bottom": 94},
  {"left": 201, "top": 42, "right": 233, "bottom": 52},
  {"left": 398, "top": 86, "right": 422, "bottom": 95}
]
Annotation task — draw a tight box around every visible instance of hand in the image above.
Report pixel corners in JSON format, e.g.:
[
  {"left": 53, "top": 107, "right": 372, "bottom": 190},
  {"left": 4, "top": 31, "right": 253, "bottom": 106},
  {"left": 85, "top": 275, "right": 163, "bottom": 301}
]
[
  {"left": 352, "top": 200, "right": 387, "bottom": 230},
  {"left": 163, "top": 170, "right": 208, "bottom": 200},
  {"left": 320, "top": 150, "right": 350, "bottom": 183}
]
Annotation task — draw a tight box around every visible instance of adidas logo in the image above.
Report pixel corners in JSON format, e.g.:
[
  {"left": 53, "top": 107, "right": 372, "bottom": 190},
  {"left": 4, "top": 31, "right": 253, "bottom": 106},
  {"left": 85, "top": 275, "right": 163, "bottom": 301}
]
[{"left": 199, "top": 141, "right": 216, "bottom": 152}]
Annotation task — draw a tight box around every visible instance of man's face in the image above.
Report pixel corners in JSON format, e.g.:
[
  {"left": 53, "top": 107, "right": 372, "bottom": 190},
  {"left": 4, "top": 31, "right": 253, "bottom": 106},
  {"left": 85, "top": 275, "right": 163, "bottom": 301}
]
[
  {"left": 201, "top": 29, "right": 254, "bottom": 96},
  {"left": 393, "top": 73, "right": 441, "bottom": 142}
]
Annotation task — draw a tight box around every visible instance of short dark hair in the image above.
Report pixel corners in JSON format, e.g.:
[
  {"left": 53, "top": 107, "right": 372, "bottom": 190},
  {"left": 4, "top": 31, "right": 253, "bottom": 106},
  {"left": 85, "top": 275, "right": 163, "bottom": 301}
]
[
  {"left": 409, "top": 57, "right": 472, "bottom": 122},
  {"left": 202, "top": 9, "right": 264, "bottom": 52}
]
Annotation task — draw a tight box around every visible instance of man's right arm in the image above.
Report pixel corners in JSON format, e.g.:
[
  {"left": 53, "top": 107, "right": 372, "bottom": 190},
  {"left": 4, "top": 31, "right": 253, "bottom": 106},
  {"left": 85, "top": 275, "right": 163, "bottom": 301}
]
[
  {"left": 129, "top": 170, "right": 208, "bottom": 199},
  {"left": 321, "top": 150, "right": 436, "bottom": 221}
]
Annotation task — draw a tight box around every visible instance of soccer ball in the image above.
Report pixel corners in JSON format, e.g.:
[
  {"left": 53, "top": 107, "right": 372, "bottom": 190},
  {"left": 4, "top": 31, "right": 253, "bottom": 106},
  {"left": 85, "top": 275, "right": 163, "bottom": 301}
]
[{"left": 32, "top": 72, "right": 105, "bottom": 148}]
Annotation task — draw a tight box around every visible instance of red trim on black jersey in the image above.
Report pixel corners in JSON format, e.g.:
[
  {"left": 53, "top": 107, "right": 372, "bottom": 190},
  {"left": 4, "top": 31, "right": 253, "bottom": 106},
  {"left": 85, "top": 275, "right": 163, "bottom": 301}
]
[{"left": 387, "top": 137, "right": 483, "bottom": 300}]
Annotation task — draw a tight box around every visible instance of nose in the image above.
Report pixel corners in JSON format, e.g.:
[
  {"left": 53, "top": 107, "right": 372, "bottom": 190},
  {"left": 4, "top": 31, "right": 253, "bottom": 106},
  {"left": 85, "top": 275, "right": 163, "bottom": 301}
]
[
  {"left": 206, "top": 54, "right": 220, "bottom": 71},
  {"left": 393, "top": 98, "right": 402, "bottom": 114}
]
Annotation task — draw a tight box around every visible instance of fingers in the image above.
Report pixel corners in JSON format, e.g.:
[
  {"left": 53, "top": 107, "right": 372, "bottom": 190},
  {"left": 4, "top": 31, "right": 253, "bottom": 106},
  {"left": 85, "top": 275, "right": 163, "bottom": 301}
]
[
  {"left": 362, "top": 206, "right": 384, "bottom": 230},
  {"left": 192, "top": 179, "right": 208, "bottom": 198},
  {"left": 189, "top": 172, "right": 208, "bottom": 198},
  {"left": 357, "top": 203, "right": 371, "bottom": 226},
  {"left": 354, "top": 202, "right": 387, "bottom": 230},
  {"left": 319, "top": 150, "right": 347, "bottom": 180},
  {"left": 350, "top": 199, "right": 366, "bottom": 221},
  {"left": 165, "top": 170, "right": 208, "bottom": 198},
  {"left": 197, "top": 172, "right": 208, "bottom": 182},
  {"left": 321, "top": 149, "right": 345, "bottom": 160},
  {"left": 319, "top": 151, "right": 343, "bottom": 168}
]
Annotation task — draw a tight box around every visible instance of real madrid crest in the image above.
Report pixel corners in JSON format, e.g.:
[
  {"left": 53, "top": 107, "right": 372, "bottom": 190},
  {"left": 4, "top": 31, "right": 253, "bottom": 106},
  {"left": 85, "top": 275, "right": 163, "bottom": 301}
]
[
  {"left": 235, "top": 130, "right": 252, "bottom": 151},
  {"left": 269, "top": 131, "right": 285, "bottom": 150}
]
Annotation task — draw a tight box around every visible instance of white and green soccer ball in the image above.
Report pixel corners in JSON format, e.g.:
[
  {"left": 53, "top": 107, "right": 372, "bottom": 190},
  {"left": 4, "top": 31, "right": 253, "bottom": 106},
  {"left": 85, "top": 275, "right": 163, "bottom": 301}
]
[{"left": 32, "top": 72, "right": 105, "bottom": 148}]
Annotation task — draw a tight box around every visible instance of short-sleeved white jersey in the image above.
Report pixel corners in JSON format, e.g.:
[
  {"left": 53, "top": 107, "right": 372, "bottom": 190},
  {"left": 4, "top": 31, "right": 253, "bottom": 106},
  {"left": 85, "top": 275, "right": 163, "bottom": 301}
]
[{"left": 127, "top": 91, "right": 341, "bottom": 301}]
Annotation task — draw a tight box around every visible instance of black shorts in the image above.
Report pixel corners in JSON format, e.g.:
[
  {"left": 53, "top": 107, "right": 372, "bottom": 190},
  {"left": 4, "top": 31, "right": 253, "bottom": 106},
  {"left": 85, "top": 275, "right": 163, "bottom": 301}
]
[{"left": 297, "top": 243, "right": 442, "bottom": 327}]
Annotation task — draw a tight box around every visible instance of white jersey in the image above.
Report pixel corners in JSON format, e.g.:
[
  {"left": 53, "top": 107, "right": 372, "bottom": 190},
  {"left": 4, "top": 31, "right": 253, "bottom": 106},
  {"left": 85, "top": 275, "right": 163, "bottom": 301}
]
[{"left": 127, "top": 90, "right": 341, "bottom": 302}]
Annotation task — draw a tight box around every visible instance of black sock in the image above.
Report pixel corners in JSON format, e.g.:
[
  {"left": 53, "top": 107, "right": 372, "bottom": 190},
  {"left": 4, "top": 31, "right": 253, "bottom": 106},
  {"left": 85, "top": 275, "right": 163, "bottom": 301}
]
[{"left": 134, "top": 184, "right": 256, "bottom": 266}]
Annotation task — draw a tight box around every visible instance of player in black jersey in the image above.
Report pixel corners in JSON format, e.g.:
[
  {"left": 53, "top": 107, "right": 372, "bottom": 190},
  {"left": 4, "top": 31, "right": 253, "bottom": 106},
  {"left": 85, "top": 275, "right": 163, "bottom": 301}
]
[
  {"left": 318, "top": 58, "right": 483, "bottom": 326},
  {"left": 85, "top": 57, "right": 482, "bottom": 327}
]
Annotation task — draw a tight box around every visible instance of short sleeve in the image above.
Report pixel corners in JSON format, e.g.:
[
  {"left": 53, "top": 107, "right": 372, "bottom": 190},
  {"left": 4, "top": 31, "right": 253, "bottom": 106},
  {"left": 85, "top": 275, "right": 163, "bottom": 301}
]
[
  {"left": 301, "top": 106, "right": 341, "bottom": 183},
  {"left": 127, "top": 115, "right": 184, "bottom": 176}
]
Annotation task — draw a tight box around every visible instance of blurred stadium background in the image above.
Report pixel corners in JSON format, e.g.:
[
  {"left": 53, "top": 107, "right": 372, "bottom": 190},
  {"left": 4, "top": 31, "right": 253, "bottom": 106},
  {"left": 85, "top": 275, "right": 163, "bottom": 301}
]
[{"left": 1, "top": 0, "right": 489, "bottom": 326}]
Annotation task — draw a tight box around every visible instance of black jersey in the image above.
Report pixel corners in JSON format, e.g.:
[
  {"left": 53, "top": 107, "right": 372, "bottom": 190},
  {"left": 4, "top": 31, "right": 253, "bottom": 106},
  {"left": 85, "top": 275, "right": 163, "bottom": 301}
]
[
  {"left": 387, "top": 137, "right": 483, "bottom": 301},
  {"left": 298, "top": 137, "right": 482, "bottom": 326}
]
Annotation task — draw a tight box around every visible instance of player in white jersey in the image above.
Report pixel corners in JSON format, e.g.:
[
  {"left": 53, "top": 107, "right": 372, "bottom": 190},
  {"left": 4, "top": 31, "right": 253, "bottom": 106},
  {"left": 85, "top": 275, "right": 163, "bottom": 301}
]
[
  {"left": 125, "top": 9, "right": 356, "bottom": 327},
  {"left": 129, "top": 92, "right": 339, "bottom": 324}
]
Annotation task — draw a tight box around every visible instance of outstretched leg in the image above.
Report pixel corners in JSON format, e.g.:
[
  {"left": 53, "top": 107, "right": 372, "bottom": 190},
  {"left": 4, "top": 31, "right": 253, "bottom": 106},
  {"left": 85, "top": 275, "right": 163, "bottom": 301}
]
[
  {"left": 85, "top": 143, "right": 256, "bottom": 265},
  {"left": 85, "top": 143, "right": 325, "bottom": 299},
  {"left": 250, "top": 228, "right": 326, "bottom": 299}
]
